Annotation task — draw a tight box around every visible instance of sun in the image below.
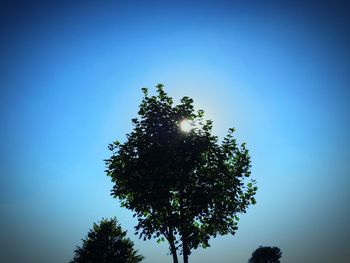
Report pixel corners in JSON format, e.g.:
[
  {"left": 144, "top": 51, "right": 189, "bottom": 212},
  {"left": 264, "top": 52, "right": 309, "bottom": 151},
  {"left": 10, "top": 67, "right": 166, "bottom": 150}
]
[{"left": 180, "top": 119, "right": 192, "bottom": 133}]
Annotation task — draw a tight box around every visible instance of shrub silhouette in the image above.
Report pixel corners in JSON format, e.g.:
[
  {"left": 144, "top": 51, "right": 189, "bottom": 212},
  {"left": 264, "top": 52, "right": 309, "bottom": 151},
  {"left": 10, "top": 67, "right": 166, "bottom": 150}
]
[
  {"left": 105, "top": 84, "right": 257, "bottom": 263},
  {"left": 248, "top": 246, "right": 282, "bottom": 263},
  {"left": 70, "top": 217, "right": 143, "bottom": 263}
]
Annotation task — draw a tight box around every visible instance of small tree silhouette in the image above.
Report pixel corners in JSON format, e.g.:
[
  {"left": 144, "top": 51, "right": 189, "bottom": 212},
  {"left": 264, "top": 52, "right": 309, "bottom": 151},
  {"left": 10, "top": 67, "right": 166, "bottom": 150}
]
[
  {"left": 248, "top": 246, "right": 282, "bottom": 263},
  {"left": 70, "top": 218, "right": 143, "bottom": 263},
  {"left": 105, "top": 84, "right": 257, "bottom": 263}
]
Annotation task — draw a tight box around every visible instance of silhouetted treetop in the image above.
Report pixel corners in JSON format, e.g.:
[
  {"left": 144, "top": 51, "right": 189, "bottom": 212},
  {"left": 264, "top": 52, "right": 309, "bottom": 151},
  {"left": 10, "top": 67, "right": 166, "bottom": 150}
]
[
  {"left": 248, "top": 246, "right": 282, "bottom": 263},
  {"left": 70, "top": 217, "right": 143, "bottom": 263}
]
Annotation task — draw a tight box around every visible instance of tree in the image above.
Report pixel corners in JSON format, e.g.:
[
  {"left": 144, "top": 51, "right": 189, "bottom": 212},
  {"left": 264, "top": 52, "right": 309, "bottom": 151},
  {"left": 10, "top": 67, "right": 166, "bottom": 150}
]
[
  {"left": 248, "top": 246, "right": 282, "bottom": 263},
  {"left": 70, "top": 218, "right": 144, "bottom": 263},
  {"left": 105, "top": 84, "right": 257, "bottom": 263}
]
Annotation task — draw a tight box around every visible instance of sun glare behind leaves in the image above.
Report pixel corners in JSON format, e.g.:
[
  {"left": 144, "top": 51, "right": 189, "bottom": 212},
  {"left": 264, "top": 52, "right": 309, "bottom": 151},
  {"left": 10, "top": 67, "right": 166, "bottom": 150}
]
[{"left": 180, "top": 119, "right": 192, "bottom": 133}]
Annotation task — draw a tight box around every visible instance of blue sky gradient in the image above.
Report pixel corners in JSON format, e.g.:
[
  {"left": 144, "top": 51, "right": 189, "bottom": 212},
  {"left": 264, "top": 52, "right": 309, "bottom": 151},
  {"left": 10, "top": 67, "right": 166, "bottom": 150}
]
[{"left": 1, "top": 1, "right": 349, "bottom": 262}]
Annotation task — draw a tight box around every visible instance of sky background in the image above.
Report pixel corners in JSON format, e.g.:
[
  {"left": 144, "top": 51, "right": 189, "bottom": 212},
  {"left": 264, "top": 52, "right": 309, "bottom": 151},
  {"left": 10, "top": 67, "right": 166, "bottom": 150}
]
[{"left": 1, "top": 1, "right": 350, "bottom": 262}]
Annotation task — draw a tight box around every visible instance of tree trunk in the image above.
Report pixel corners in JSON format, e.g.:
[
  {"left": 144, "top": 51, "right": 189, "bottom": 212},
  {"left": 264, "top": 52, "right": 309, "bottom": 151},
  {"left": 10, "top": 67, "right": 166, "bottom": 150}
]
[
  {"left": 170, "top": 242, "right": 179, "bottom": 263},
  {"left": 183, "top": 252, "right": 189, "bottom": 263},
  {"left": 182, "top": 236, "right": 189, "bottom": 263},
  {"left": 168, "top": 228, "right": 179, "bottom": 263}
]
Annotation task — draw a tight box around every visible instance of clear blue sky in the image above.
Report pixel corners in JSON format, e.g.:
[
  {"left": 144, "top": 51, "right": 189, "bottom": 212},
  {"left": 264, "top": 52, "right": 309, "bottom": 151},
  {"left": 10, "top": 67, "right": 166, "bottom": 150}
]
[{"left": 1, "top": 1, "right": 349, "bottom": 262}]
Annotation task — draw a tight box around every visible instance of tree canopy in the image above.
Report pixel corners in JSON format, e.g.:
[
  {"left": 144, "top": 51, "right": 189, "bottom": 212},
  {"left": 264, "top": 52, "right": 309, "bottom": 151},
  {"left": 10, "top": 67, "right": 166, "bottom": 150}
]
[
  {"left": 248, "top": 246, "right": 282, "bottom": 263},
  {"left": 70, "top": 218, "right": 143, "bottom": 263},
  {"left": 105, "top": 84, "right": 257, "bottom": 263}
]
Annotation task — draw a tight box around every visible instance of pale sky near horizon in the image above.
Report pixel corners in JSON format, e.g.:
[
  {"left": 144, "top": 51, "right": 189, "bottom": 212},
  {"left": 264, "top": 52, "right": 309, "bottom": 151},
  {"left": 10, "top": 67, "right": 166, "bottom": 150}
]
[{"left": 1, "top": 1, "right": 349, "bottom": 263}]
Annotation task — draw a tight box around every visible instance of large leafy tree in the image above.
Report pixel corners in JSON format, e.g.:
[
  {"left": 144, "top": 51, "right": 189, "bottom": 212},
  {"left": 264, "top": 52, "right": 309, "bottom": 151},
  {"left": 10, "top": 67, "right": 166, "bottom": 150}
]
[
  {"left": 70, "top": 218, "right": 143, "bottom": 263},
  {"left": 105, "top": 84, "right": 257, "bottom": 263},
  {"left": 248, "top": 246, "right": 282, "bottom": 263}
]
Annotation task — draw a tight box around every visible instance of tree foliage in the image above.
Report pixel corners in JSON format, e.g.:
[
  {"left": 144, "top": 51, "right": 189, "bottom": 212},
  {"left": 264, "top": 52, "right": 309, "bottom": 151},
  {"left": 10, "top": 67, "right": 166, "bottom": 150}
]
[
  {"left": 70, "top": 218, "right": 143, "bottom": 263},
  {"left": 105, "top": 84, "right": 257, "bottom": 263},
  {"left": 248, "top": 246, "right": 282, "bottom": 263}
]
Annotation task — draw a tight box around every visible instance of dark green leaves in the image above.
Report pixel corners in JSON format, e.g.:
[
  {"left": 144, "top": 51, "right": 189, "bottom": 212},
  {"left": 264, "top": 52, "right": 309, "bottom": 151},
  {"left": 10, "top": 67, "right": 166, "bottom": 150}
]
[{"left": 105, "top": 85, "right": 257, "bottom": 259}]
